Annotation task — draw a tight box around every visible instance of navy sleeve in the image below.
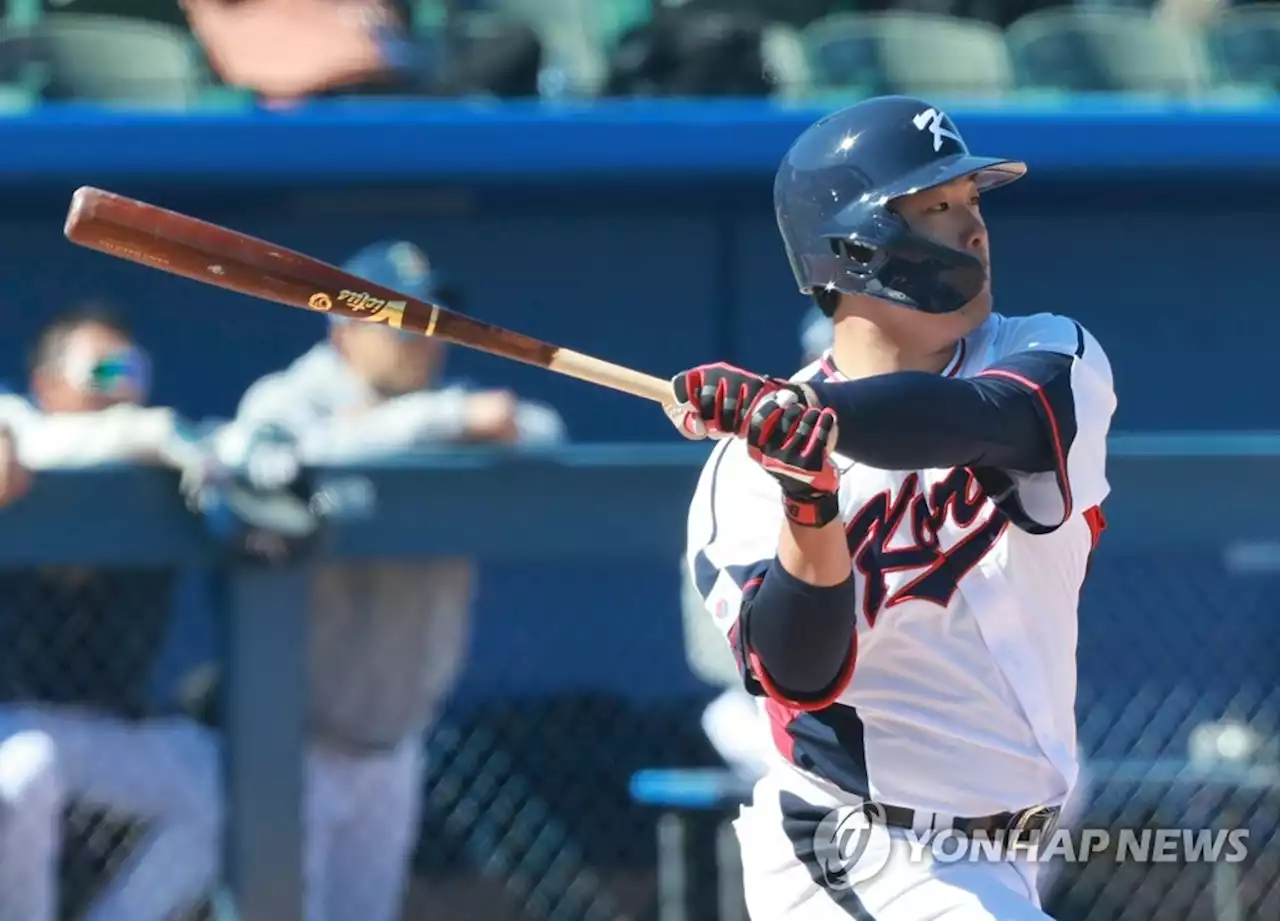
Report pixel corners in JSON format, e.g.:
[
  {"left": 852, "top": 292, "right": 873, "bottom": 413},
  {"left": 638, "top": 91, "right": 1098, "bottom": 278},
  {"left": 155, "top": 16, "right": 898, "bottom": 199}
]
[
  {"left": 807, "top": 350, "right": 1077, "bottom": 475},
  {"left": 736, "top": 561, "right": 858, "bottom": 710}
]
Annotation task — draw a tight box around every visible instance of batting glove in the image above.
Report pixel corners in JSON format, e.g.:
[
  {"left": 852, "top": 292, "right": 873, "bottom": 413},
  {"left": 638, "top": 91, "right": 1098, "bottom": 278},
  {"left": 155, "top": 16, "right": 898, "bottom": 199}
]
[
  {"left": 745, "top": 389, "right": 842, "bottom": 528},
  {"left": 667, "top": 363, "right": 815, "bottom": 440}
]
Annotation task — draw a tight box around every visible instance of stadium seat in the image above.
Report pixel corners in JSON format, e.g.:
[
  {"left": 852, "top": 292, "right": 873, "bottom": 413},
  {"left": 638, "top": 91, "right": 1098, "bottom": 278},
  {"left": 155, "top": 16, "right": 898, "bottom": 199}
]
[
  {"left": 14, "top": 0, "right": 190, "bottom": 29},
  {"left": 0, "top": 14, "right": 203, "bottom": 106},
  {"left": 1005, "top": 8, "right": 1211, "bottom": 96},
  {"left": 1205, "top": 4, "right": 1280, "bottom": 93},
  {"left": 597, "top": 0, "right": 651, "bottom": 50},
  {"left": 801, "top": 12, "right": 1015, "bottom": 99},
  {"left": 0, "top": 81, "right": 33, "bottom": 110}
]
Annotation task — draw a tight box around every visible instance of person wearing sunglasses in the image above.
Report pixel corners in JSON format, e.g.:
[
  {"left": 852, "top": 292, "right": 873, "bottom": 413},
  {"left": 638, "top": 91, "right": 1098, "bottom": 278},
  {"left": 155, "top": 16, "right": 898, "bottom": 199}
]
[
  {"left": 0, "top": 303, "right": 189, "bottom": 469},
  {"left": 0, "top": 304, "right": 218, "bottom": 921},
  {"left": 32, "top": 320, "right": 150, "bottom": 412}
]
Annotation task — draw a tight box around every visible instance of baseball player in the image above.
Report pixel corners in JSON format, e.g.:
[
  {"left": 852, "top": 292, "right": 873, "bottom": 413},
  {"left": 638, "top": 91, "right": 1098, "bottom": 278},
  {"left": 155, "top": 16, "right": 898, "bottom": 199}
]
[
  {"left": 672, "top": 96, "right": 1116, "bottom": 920},
  {"left": 205, "top": 239, "right": 566, "bottom": 921}
]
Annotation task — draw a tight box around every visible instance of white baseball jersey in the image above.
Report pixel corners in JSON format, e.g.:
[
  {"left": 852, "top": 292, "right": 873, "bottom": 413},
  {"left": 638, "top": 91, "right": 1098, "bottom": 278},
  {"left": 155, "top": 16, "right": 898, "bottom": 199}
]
[{"left": 686, "top": 311, "right": 1116, "bottom": 819}]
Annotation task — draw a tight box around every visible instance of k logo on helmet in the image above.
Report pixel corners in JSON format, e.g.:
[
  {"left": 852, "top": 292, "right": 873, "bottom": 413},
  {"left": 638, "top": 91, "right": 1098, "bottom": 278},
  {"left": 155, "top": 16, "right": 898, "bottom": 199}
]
[
  {"left": 912, "top": 108, "right": 963, "bottom": 153},
  {"left": 812, "top": 803, "right": 893, "bottom": 890}
]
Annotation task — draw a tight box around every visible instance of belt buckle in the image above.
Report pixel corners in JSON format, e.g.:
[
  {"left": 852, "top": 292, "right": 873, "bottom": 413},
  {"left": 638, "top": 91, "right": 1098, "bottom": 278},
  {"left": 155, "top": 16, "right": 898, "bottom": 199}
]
[{"left": 1006, "top": 805, "right": 1058, "bottom": 848}]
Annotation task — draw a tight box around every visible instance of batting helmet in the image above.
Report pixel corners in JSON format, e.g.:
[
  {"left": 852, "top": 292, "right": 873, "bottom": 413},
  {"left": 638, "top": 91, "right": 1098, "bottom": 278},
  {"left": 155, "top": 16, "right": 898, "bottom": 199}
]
[{"left": 774, "top": 96, "right": 1026, "bottom": 315}]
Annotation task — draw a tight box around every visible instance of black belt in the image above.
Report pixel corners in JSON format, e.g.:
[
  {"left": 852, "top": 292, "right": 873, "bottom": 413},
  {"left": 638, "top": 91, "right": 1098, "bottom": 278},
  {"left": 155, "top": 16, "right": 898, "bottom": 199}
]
[{"left": 875, "top": 802, "right": 1061, "bottom": 844}]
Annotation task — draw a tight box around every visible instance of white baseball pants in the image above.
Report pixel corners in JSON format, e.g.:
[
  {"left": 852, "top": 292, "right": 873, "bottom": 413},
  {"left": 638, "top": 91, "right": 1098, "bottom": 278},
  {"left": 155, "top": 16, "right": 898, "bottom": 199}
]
[
  {"left": 0, "top": 706, "right": 221, "bottom": 921},
  {"left": 0, "top": 707, "right": 425, "bottom": 921},
  {"left": 304, "top": 737, "right": 426, "bottom": 921},
  {"left": 0, "top": 730, "right": 60, "bottom": 921},
  {"left": 733, "top": 772, "right": 1055, "bottom": 921}
]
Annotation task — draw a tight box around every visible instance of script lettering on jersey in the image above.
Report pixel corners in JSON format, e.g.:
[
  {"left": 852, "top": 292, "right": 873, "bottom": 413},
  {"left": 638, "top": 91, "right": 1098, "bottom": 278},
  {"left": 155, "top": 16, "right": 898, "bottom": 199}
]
[{"left": 846, "top": 469, "right": 1009, "bottom": 627}]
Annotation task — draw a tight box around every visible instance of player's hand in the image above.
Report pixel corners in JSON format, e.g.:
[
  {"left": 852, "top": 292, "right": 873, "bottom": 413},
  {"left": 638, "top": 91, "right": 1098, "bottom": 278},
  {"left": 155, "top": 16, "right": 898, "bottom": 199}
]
[
  {"left": 745, "top": 389, "right": 841, "bottom": 527},
  {"left": 0, "top": 427, "right": 31, "bottom": 508},
  {"left": 667, "top": 363, "right": 815, "bottom": 440},
  {"left": 462, "top": 390, "right": 520, "bottom": 444}
]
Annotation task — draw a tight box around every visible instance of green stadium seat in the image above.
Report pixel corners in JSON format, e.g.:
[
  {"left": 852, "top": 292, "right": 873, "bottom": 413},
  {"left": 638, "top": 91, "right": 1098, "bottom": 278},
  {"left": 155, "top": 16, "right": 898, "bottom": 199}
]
[
  {"left": 597, "top": 0, "right": 651, "bottom": 50},
  {"left": 1206, "top": 4, "right": 1280, "bottom": 93},
  {"left": 0, "top": 80, "right": 34, "bottom": 110},
  {"left": 1005, "top": 8, "right": 1211, "bottom": 97},
  {"left": 411, "top": 0, "right": 446, "bottom": 31},
  {"left": 16, "top": 0, "right": 190, "bottom": 29},
  {"left": 801, "top": 12, "right": 1014, "bottom": 99},
  {"left": 0, "top": 14, "right": 204, "bottom": 106}
]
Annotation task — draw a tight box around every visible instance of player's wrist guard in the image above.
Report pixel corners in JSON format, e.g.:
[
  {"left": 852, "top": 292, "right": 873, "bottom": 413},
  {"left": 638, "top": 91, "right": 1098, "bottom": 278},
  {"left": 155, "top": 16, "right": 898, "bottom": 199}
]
[{"left": 780, "top": 483, "right": 841, "bottom": 528}]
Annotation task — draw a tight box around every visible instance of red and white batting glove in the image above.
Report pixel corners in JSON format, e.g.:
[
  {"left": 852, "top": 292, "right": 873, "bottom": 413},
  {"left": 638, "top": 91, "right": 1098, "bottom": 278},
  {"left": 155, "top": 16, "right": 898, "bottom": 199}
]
[
  {"left": 667, "top": 363, "right": 816, "bottom": 441},
  {"left": 744, "top": 389, "right": 842, "bottom": 528}
]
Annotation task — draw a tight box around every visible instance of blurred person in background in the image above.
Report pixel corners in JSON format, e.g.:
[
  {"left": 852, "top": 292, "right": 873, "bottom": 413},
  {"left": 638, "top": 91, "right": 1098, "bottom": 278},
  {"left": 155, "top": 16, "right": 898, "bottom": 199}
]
[
  {"left": 0, "top": 303, "right": 220, "bottom": 921},
  {"left": 200, "top": 239, "right": 565, "bottom": 921},
  {"left": 182, "top": 0, "right": 543, "bottom": 104}
]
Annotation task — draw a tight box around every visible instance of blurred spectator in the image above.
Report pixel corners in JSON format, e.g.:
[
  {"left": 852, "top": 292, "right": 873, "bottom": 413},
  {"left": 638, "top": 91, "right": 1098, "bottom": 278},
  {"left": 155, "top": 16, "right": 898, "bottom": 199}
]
[
  {"left": 183, "top": 0, "right": 542, "bottom": 103},
  {"left": 2, "top": 304, "right": 185, "bottom": 467},
  {"left": 0, "top": 304, "right": 219, "bottom": 921},
  {"left": 200, "top": 239, "right": 565, "bottom": 921},
  {"left": 604, "top": 4, "right": 775, "bottom": 97},
  {"left": 182, "top": 0, "right": 420, "bottom": 102}
]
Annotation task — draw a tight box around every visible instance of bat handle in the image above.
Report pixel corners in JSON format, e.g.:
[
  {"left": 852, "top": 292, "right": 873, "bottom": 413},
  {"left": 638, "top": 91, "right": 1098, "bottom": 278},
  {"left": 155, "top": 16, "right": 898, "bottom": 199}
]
[{"left": 548, "top": 349, "right": 674, "bottom": 405}]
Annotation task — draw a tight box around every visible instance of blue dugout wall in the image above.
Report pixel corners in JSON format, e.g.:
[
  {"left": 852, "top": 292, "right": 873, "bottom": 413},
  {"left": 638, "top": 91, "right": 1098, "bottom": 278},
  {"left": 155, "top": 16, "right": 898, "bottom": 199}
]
[{"left": 1, "top": 99, "right": 1277, "bottom": 711}]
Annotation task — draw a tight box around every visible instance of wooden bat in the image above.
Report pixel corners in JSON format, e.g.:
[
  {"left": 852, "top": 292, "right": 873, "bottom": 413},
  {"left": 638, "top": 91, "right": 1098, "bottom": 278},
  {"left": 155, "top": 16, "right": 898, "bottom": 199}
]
[{"left": 62, "top": 186, "right": 674, "bottom": 405}]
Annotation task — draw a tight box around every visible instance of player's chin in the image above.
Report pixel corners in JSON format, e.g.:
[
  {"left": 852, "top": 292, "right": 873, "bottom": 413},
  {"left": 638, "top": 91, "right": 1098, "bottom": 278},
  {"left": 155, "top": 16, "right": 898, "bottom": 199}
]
[{"left": 954, "top": 288, "right": 993, "bottom": 331}]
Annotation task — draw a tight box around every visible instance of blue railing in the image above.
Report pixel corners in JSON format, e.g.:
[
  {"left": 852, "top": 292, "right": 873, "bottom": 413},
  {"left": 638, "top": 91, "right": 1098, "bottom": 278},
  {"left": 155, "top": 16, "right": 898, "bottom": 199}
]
[
  {"left": 1, "top": 436, "right": 1277, "bottom": 921},
  {"left": 0, "top": 99, "right": 1279, "bottom": 182}
]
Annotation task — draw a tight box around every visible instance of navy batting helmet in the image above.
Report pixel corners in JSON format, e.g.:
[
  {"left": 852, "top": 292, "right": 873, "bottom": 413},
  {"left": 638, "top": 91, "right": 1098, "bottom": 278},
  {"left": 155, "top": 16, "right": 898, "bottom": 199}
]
[{"left": 774, "top": 96, "right": 1026, "bottom": 316}]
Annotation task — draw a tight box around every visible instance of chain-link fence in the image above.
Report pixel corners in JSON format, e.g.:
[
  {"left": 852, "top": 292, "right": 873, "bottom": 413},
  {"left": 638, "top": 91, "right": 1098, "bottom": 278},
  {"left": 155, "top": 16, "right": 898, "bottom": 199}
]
[
  {"left": 0, "top": 497, "right": 1276, "bottom": 921},
  {"left": 409, "top": 548, "right": 1280, "bottom": 921}
]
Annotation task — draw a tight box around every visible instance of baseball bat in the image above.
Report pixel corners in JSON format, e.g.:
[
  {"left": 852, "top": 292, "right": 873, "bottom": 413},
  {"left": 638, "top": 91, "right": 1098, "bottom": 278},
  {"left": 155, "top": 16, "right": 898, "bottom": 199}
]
[{"left": 62, "top": 187, "right": 674, "bottom": 405}]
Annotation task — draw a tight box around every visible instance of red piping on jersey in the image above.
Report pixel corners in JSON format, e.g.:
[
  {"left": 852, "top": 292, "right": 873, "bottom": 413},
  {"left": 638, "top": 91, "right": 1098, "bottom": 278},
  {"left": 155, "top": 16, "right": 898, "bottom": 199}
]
[{"left": 973, "top": 368, "right": 1074, "bottom": 522}]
